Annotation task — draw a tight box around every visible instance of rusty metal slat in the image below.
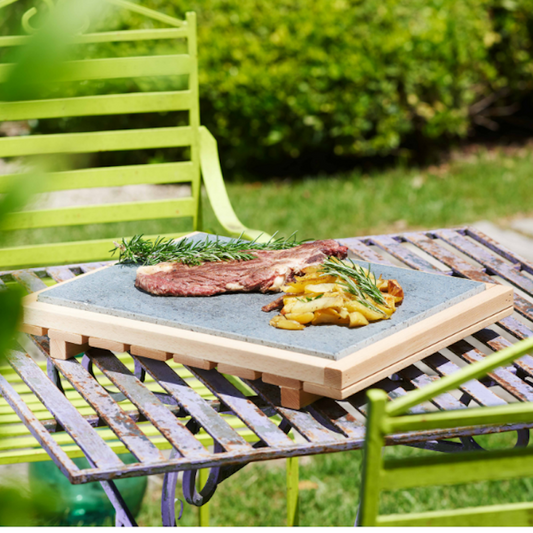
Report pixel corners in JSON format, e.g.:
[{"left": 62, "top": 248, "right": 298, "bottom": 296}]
[
  {"left": 80, "top": 262, "right": 112, "bottom": 273},
  {"left": 189, "top": 368, "right": 295, "bottom": 448},
  {"left": 46, "top": 266, "right": 76, "bottom": 283},
  {"left": 246, "top": 380, "right": 345, "bottom": 443},
  {"left": 424, "top": 352, "right": 507, "bottom": 407},
  {"left": 87, "top": 349, "right": 210, "bottom": 458},
  {"left": 370, "top": 234, "right": 450, "bottom": 273},
  {"left": 12, "top": 270, "right": 47, "bottom": 293},
  {"left": 336, "top": 237, "right": 395, "bottom": 265},
  {"left": 52, "top": 357, "right": 166, "bottom": 464},
  {"left": 0, "top": 373, "right": 81, "bottom": 480},
  {"left": 307, "top": 398, "right": 365, "bottom": 440},
  {"left": 473, "top": 328, "right": 533, "bottom": 378},
  {"left": 405, "top": 232, "right": 490, "bottom": 279},
  {"left": 406, "top": 232, "right": 533, "bottom": 324},
  {"left": 397, "top": 365, "right": 467, "bottom": 411},
  {"left": 435, "top": 229, "right": 533, "bottom": 297},
  {"left": 6, "top": 349, "right": 123, "bottom": 469},
  {"left": 135, "top": 357, "right": 252, "bottom": 453},
  {"left": 448, "top": 339, "right": 533, "bottom": 402},
  {"left": 466, "top": 227, "right": 533, "bottom": 277}
]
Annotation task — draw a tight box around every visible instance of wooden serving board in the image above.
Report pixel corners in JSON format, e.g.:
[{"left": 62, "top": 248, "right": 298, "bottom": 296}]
[{"left": 19, "top": 235, "right": 514, "bottom": 409}]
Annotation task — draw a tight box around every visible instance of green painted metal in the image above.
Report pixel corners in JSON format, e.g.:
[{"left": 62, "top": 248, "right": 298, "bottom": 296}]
[
  {"left": 0, "top": 162, "right": 195, "bottom": 194},
  {"left": 358, "top": 336, "right": 533, "bottom": 527},
  {"left": 0, "top": 5, "right": 265, "bottom": 269},
  {"left": 197, "top": 468, "right": 210, "bottom": 527},
  {"left": 286, "top": 455, "right": 300, "bottom": 526},
  {"left": 0, "top": 55, "right": 191, "bottom": 84},
  {"left": 0, "top": 91, "right": 193, "bottom": 121}
]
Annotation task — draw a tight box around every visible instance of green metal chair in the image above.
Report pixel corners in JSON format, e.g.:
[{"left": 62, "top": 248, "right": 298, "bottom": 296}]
[
  {"left": 0, "top": 0, "right": 266, "bottom": 270},
  {"left": 358, "top": 335, "right": 533, "bottom": 526},
  {"left": 0, "top": 1, "right": 300, "bottom": 525}
]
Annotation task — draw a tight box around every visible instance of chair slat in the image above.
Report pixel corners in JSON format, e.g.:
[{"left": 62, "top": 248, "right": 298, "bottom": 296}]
[
  {"left": 0, "top": 91, "right": 193, "bottom": 121},
  {"left": 3, "top": 197, "right": 195, "bottom": 230},
  {"left": 6, "top": 349, "right": 124, "bottom": 470},
  {"left": 377, "top": 501, "right": 533, "bottom": 527},
  {"left": 0, "top": 126, "right": 192, "bottom": 157},
  {"left": 0, "top": 231, "right": 189, "bottom": 269},
  {"left": 0, "top": 161, "right": 193, "bottom": 194},
  {"left": 0, "top": 55, "right": 191, "bottom": 84},
  {"left": 87, "top": 349, "right": 211, "bottom": 458}
]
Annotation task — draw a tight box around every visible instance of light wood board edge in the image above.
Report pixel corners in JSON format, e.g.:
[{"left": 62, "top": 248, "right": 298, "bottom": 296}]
[
  {"left": 323, "top": 284, "right": 513, "bottom": 389},
  {"left": 304, "top": 304, "right": 514, "bottom": 399},
  {"left": 22, "top": 299, "right": 330, "bottom": 384},
  {"left": 217, "top": 363, "right": 262, "bottom": 380}
]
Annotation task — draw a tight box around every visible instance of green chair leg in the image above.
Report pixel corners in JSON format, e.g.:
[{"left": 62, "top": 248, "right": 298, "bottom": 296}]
[
  {"left": 286, "top": 456, "right": 300, "bottom": 526},
  {"left": 197, "top": 468, "right": 210, "bottom": 527}
]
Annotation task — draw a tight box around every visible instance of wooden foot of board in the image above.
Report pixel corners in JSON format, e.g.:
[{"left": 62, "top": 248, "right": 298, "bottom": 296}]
[
  {"left": 217, "top": 363, "right": 262, "bottom": 380},
  {"left": 89, "top": 337, "right": 130, "bottom": 353},
  {"left": 173, "top": 353, "right": 217, "bottom": 370},
  {"left": 262, "top": 373, "right": 303, "bottom": 390},
  {"left": 130, "top": 345, "right": 172, "bottom": 361},
  {"left": 280, "top": 388, "right": 322, "bottom": 410},
  {"left": 20, "top": 324, "right": 48, "bottom": 337},
  {"left": 48, "top": 330, "right": 89, "bottom": 360}
]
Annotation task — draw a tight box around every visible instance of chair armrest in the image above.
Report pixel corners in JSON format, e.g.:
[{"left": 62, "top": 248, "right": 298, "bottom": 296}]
[{"left": 199, "top": 126, "right": 270, "bottom": 242}]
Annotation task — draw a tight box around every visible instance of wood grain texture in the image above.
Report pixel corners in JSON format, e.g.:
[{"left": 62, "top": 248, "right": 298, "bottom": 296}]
[
  {"left": 263, "top": 373, "right": 302, "bottom": 390},
  {"left": 130, "top": 346, "right": 172, "bottom": 361},
  {"left": 89, "top": 338, "right": 130, "bottom": 353},
  {"left": 217, "top": 364, "right": 262, "bottom": 380},
  {"left": 280, "top": 388, "right": 322, "bottom": 410},
  {"left": 172, "top": 353, "right": 216, "bottom": 370},
  {"left": 49, "top": 338, "right": 89, "bottom": 360},
  {"left": 20, "top": 324, "right": 47, "bottom": 336}
]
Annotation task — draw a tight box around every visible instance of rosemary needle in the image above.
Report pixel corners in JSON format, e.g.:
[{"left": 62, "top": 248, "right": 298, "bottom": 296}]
[
  {"left": 320, "top": 257, "right": 387, "bottom": 314},
  {"left": 111, "top": 232, "right": 303, "bottom": 266}
]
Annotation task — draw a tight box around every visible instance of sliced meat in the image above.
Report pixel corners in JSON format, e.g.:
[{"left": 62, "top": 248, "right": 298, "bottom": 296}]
[{"left": 135, "top": 239, "right": 348, "bottom": 297}]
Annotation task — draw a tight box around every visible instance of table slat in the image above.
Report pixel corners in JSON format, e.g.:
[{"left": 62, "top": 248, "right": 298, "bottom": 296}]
[
  {"left": 370, "top": 234, "right": 450, "bottom": 273},
  {"left": 307, "top": 398, "right": 365, "bottom": 440},
  {"left": 6, "top": 349, "right": 123, "bottom": 469},
  {"left": 12, "top": 270, "right": 47, "bottom": 293},
  {"left": 189, "top": 368, "right": 295, "bottom": 448},
  {"left": 52, "top": 357, "right": 166, "bottom": 464},
  {"left": 424, "top": 352, "right": 507, "bottom": 407},
  {"left": 337, "top": 237, "right": 394, "bottom": 265},
  {"left": 247, "top": 380, "right": 345, "bottom": 443},
  {"left": 86, "top": 349, "right": 210, "bottom": 458},
  {"left": 46, "top": 266, "right": 76, "bottom": 283},
  {"left": 135, "top": 357, "right": 253, "bottom": 453}
]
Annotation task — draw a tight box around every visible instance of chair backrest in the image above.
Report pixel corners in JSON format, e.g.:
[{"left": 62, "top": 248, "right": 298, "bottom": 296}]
[
  {"left": 358, "top": 335, "right": 533, "bottom": 527},
  {"left": 0, "top": 0, "right": 201, "bottom": 269}
]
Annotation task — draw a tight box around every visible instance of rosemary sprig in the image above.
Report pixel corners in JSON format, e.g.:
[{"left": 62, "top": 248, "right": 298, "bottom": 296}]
[
  {"left": 320, "top": 257, "right": 387, "bottom": 314},
  {"left": 111, "top": 232, "right": 303, "bottom": 266}
]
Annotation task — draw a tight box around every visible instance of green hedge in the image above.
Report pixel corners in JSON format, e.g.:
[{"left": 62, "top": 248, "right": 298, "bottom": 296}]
[
  {"left": 6, "top": 0, "right": 533, "bottom": 176},
  {"left": 133, "top": 0, "right": 533, "bottom": 174}
]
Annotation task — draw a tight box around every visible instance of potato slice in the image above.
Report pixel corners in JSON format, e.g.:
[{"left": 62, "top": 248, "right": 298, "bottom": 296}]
[
  {"left": 285, "top": 312, "right": 315, "bottom": 324},
  {"left": 304, "top": 283, "right": 337, "bottom": 294},
  {"left": 270, "top": 315, "right": 305, "bottom": 330},
  {"left": 311, "top": 309, "right": 350, "bottom": 326},
  {"left": 387, "top": 279, "right": 404, "bottom": 303},
  {"left": 349, "top": 311, "right": 369, "bottom": 327},
  {"left": 344, "top": 300, "right": 388, "bottom": 322},
  {"left": 291, "top": 295, "right": 344, "bottom": 315}
]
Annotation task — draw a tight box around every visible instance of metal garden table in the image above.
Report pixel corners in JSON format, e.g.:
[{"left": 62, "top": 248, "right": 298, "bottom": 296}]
[{"left": 2, "top": 226, "right": 533, "bottom": 526}]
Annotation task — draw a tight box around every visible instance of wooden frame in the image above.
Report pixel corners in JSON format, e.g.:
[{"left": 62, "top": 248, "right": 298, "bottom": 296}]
[{"left": 21, "top": 269, "right": 513, "bottom": 408}]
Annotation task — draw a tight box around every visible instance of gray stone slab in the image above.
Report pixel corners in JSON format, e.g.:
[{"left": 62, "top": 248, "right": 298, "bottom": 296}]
[{"left": 38, "top": 234, "right": 485, "bottom": 361}]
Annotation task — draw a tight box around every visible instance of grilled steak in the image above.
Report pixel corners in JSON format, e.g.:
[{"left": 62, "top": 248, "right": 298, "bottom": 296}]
[{"left": 135, "top": 239, "right": 348, "bottom": 297}]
